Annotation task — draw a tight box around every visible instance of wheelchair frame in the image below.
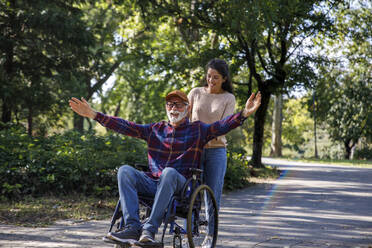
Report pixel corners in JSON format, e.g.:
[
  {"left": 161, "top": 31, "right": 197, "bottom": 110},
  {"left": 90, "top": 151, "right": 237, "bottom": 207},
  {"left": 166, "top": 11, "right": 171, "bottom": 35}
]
[{"left": 105, "top": 167, "right": 219, "bottom": 248}]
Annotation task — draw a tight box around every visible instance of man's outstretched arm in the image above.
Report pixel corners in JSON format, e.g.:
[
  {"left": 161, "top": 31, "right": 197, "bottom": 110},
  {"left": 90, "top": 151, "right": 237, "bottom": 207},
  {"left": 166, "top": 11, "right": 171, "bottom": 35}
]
[
  {"left": 69, "top": 97, "right": 97, "bottom": 119},
  {"left": 69, "top": 97, "right": 151, "bottom": 140}
]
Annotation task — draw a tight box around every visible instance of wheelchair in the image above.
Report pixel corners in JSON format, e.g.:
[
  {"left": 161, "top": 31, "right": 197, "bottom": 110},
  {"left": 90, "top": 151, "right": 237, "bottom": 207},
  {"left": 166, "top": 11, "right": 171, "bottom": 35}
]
[{"left": 104, "top": 167, "right": 218, "bottom": 248}]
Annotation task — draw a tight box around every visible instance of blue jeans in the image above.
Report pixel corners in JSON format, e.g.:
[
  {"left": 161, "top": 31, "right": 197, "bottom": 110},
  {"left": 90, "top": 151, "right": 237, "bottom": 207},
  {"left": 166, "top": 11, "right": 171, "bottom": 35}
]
[
  {"left": 201, "top": 147, "right": 227, "bottom": 210},
  {"left": 117, "top": 165, "right": 186, "bottom": 234},
  {"left": 193, "top": 147, "right": 227, "bottom": 235}
]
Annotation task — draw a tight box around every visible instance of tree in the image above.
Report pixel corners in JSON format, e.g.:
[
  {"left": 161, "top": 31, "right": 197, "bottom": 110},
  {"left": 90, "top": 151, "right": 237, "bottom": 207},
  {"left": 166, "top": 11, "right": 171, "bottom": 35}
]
[
  {"left": 96, "top": 6, "right": 201, "bottom": 125},
  {"left": 315, "top": 67, "right": 371, "bottom": 159},
  {"left": 129, "top": 0, "right": 341, "bottom": 167},
  {"left": 0, "top": 0, "right": 94, "bottom": 135},
  {"left": 312, "top": 0, "right": 372, "bottom": 159}
]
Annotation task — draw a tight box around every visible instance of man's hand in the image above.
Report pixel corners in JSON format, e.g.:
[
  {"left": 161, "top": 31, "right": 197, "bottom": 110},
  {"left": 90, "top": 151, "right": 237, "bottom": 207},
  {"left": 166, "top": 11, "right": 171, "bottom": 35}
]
[
  {"left": 242, "top": 91, "right": 261, "bottom": 117},
  {"left": 69, "top": 97, "right": 97, "bottom": 119}
]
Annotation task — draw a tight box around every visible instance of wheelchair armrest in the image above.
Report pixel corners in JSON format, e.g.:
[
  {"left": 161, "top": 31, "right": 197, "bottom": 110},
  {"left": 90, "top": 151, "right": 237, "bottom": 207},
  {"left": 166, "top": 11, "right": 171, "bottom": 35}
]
[{"left": 189, "top": 167, "right": 203, "bottom": 175}]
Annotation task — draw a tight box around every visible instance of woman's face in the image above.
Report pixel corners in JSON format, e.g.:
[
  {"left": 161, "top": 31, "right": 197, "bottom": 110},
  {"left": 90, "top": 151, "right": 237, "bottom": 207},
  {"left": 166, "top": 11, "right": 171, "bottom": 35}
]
[{"left": 206, "top": 68, "right": 225, "bottom": 93}]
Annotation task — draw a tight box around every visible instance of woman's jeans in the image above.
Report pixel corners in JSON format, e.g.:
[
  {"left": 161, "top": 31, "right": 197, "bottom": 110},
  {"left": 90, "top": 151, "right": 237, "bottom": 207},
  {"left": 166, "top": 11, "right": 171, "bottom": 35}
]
[
  {"left": 201, "top": 147, "right": 227, "bottom": 210},
  {"left": 117, "top": 165, "right": 186, "bottom": 234},
  {"left": 198, "top": 147, "right": 227, "bottom": 235}
]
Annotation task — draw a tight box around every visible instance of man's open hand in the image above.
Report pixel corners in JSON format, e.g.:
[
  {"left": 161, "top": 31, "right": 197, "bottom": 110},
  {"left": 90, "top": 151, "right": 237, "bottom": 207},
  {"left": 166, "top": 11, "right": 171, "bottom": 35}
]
[
  {"left": 243, "top": 92, "right": 261, "bottom": 117},
  {"left": 69, "top": 97, "right": 97, "bottom": 119}
]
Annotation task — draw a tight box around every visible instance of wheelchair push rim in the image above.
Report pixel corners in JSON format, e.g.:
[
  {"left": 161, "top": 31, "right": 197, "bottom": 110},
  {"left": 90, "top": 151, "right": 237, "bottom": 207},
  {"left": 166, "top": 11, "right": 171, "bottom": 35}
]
[{"left": 186, "top": 184, "right": 218, "bottom": 248}]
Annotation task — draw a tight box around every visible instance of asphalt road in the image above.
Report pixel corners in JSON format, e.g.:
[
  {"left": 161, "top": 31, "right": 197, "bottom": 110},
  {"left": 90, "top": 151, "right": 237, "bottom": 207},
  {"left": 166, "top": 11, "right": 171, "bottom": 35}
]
[{"left": 1, "top": 158, "right": 371, "bottom": 248}]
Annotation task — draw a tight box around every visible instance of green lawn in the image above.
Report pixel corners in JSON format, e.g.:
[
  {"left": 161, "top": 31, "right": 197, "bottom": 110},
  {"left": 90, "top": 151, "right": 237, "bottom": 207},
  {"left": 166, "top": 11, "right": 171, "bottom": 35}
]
[{"left": 283, "top": 157, "right": 372, "bottom": 167}]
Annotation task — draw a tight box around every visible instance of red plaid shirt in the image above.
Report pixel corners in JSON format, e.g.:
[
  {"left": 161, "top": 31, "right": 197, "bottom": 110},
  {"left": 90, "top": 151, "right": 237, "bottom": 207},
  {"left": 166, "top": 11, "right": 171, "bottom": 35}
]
[{"left": 94, "top": 111, "right": 247, "bottom": 179}]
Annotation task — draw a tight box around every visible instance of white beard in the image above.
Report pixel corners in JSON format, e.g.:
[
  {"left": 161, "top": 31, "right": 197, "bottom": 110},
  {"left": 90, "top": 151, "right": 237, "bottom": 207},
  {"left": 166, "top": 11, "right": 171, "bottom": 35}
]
[{"left": 167, "top": 109, "right": 188, "bottom": 123}]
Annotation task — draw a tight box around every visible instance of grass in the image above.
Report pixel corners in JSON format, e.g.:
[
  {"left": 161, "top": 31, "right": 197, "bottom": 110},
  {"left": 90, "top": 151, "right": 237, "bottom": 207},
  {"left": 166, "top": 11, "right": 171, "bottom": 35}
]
[
  {"left": 0, "top": 194, "right": 117, "bottom": 227},
  {"left": 250, "top": 165, "right": 280, "bottom": 178},
  {"left": 276, "top": 156, "right": 372, "bottom": 167}
]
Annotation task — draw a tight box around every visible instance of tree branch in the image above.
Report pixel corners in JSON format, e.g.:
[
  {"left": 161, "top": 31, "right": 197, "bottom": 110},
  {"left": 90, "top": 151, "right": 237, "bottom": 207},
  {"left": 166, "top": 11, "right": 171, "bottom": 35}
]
[
  {"left": 266, "top": 30, "right": 276, "bottom": 64},
  {"left": 88, "top": 60, "right": 121, "bottom": 99},
  {"left": 256, "top": 48, "right": 272, "bottom": 76}
]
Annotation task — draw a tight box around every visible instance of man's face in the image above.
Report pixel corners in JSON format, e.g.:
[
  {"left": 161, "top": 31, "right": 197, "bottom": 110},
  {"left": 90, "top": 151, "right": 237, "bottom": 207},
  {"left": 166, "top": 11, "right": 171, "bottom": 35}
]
[{"left": 166, "top": 96, "right": 188, "bottom": 124}]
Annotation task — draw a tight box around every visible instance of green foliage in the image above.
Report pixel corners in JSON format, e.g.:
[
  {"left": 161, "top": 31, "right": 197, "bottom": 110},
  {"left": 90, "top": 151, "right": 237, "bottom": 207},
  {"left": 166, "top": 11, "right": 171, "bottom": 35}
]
[
  {"left": 0, "top": 126, "right": 147, "bottom": 199},
  {"left": 0, "top": 0, "right": 96, "bottom": 134},
  {"left": 282, "top": 97, "right": 314, "bottom": 155},
  {"left": 224, "top": 149, "right": 251, "bottom": 191},
  {"left": 311, "top": 0, "right": 372, "bottom": 159},
  {"left": 354, "top": 146, "right": 372, "bottom": 160}
]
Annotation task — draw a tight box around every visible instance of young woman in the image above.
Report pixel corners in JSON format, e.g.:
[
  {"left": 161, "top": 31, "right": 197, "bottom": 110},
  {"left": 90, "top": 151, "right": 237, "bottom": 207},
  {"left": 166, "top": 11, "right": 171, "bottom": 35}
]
[{"left": 187, "top": 58, "right": 236, "bottom": 247}]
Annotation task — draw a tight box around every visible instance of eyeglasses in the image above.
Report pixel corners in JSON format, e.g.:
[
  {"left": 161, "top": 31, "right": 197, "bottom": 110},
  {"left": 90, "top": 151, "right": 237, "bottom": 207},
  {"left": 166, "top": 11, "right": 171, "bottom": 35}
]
[{"left": 166, "top": 101, "right": 188, "bottom": 109}]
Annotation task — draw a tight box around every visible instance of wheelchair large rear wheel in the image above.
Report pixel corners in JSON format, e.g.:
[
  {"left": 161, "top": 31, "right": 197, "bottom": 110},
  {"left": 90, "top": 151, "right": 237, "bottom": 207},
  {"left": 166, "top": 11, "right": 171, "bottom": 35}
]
[{"left": 187, "top": 184, "right": 218, "bottom": 248}]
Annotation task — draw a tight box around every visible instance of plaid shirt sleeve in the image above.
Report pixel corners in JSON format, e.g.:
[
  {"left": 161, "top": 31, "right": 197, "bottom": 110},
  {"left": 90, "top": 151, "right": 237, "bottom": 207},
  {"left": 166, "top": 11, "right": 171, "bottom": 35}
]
[
  {"left": 204, "top": 111, "right": 247, "bottom": 143},
  {"left": 94, "top": 112, "right": 152, "bottom": 141}
]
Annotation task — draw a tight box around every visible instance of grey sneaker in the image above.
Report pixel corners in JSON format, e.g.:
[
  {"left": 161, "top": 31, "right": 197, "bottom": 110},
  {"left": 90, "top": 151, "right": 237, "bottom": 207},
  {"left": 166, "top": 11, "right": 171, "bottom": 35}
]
[
  {"left": 201, "top": 235, "right": 213, "bottom": 248},
  {"left": 107, "top": 228, "right": 141, "bottom": 243},
  {"left": 139, "top": 229, "right": 155, "bottom": 243},
  {"left": 181, "top": 236, "right": 190, "bottom": 248}
]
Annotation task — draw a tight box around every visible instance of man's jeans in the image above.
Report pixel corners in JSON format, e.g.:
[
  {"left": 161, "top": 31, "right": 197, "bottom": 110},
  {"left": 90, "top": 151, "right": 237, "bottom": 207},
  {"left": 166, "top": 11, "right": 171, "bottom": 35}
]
[{"left": 117, "top": 165, "right": 186, "bottom": 234}]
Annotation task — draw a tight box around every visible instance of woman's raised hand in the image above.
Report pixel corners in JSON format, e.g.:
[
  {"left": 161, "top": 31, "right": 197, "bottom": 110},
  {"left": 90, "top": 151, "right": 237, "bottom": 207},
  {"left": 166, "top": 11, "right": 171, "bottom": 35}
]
[
  {"left": 69, "top": 97, "right": 97, "bottom": 119},
  {"left": 243, "top": 91, "right": 261, "bottom": 117}
]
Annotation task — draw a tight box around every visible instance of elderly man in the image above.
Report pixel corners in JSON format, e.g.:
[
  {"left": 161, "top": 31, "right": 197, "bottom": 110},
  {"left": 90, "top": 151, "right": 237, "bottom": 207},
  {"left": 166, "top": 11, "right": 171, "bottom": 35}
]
[{"left": 69, "top": 90, "right": 261, "bottom": 245}]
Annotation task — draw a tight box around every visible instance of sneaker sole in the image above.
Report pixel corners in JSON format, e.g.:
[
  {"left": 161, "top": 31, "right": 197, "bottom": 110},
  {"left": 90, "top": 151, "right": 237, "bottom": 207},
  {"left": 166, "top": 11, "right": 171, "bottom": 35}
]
[
  {"left": 106, "top": 233, "right": 138, "bottom": 244},
  {"left": 138, "top": 236, "right": 155, "bottom": 243},
  {"left": 135, "top": 241, "right": 163, "bottom": 248},
  {"left": 102, "top": 236, "right": 117, "bottom": 244}
]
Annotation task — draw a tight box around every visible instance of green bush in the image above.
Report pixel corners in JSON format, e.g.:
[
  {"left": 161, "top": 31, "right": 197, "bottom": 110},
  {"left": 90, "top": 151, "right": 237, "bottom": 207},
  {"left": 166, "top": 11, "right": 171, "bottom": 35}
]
[
  {"left": 224, "top": 150, "right": 251, "bottom": 191},
  {"left": 0, "top": 126, "right": 147, "bottom": 199},
  {"left": 0, "top": 125, "right": 256, "bottom": 199},
  {"left": 354, "top": 147, "right": 372, "bottom": 160}
]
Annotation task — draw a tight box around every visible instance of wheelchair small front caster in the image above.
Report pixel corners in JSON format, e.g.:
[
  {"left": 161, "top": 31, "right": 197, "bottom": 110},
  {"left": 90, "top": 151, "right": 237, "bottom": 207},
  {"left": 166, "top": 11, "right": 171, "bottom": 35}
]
[{"left": 172, "top": 234, "right": 182, "bottom": 248}]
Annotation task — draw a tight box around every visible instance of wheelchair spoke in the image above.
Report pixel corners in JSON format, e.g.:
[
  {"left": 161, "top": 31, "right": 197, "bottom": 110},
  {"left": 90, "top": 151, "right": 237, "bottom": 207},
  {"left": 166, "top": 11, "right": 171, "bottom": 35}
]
[{"left": 187, "top": 185, "right": 218, "bottom": 248}]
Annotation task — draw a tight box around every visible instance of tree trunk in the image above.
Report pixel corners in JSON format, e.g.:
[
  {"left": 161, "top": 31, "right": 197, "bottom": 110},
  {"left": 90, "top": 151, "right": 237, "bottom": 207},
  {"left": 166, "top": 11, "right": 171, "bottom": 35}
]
[
  {"left": 344, "top": 139, "right": 358, "bottom": 160},
  {"left": 73, "top": 114, "right": 84, "bottom": 132},
  {"left": 270, "top": 94, "right": 283, "bottom": 157},
  {"left": 1, "top": 101, "right": 12, "bottom": 124},
  {"left": 344, "top": 140, "right": 351, "bottom": 160},
  {"left": 2, "top": 29, "right": 14, "bottom": 124},
  {"left": 251, "top": 91, "right": 271, "bottom": 168},
  {"left": 313, "top": 91, "right": 318, "bottom": 158},
  {"left": 27, "top": 106, "right": 33, "bottom": 136}
]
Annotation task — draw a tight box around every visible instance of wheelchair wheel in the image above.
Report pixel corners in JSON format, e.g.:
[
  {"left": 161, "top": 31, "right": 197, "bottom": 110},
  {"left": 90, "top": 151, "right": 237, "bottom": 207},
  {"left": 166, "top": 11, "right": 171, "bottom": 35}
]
[{"left": 187, "top": 184, "right": 218, "bottom": 248}]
